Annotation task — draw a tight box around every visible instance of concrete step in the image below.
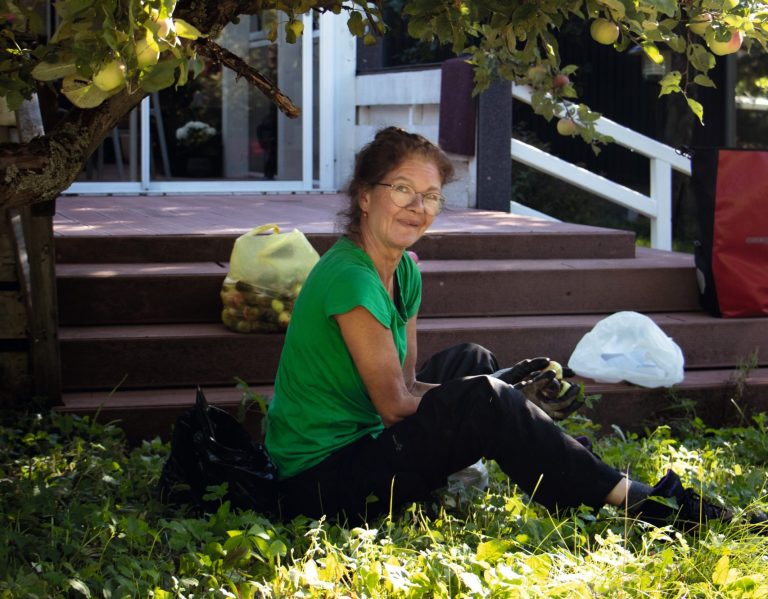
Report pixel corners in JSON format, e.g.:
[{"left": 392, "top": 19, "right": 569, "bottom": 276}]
[
  {"left": 59, "top": 368, "right": 768, "bottom": 444},
  {"left": 59, "top": 312, "right": 768, "bottom": 391},
  {"left": 57, "top": 249, "right": 696, "bottom": 325}
]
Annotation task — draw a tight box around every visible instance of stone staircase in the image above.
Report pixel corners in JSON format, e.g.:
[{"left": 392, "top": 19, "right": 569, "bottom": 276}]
[{"left": 54, "top": 196, "right": 768, "bottom": 443}]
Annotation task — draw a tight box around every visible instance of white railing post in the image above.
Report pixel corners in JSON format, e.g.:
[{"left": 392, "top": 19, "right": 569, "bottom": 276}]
[{"left": 650, "top": 158, "right": 673, "bottom": 251}]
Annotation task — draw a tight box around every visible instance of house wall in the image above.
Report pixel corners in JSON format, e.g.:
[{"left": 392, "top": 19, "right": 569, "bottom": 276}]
[{"left": 352, "top": 68, "right": 476, "bottom": 209}]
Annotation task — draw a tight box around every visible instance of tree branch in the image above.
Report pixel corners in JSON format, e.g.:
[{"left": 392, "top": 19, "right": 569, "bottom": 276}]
[
  {"left": 195, "top": 37, "right": 301, "bottom": 119},
  {"left": 0, "top": 88, "right": 146, "bottom": 211}
]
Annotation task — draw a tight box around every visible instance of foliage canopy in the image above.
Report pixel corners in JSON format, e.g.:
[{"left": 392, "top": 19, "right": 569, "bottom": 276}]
[{"left": 0, "top": 0, "right": 767, "bottom": 206}]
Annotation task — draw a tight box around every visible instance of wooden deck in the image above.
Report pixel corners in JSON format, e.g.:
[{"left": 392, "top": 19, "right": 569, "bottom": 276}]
[{"left": 53, "top": 193, "right": 625, "bottom": 238}]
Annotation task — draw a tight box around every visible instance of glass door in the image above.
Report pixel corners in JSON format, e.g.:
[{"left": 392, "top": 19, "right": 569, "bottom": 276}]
[{"left": 66, "top": 11, "right": 328, "bottom": 194}]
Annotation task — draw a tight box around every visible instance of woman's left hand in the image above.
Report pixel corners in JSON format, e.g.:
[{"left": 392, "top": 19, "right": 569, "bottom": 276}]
[{"left": 511, "top": 370, "right": 585, "bottom": 420}]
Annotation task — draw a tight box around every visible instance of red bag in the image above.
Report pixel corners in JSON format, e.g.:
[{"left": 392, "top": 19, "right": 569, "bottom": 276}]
[{"left": 693, "top": 149, "right": 768, "bottom": 317}]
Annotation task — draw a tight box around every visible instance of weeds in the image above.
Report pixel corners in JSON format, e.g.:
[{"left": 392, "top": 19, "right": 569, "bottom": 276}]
[{"left": 0, "top": 409, "right": 767, "bottom": 597}]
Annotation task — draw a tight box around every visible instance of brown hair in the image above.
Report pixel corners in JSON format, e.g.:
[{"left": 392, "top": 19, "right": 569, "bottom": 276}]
[{"left": 339, "top": 127, "right": 455, "bottom": 238}]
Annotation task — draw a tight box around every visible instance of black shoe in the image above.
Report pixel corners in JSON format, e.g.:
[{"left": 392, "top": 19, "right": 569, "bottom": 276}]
[{"left": 630, "top": 469, "right": 735, "bottom": 532}]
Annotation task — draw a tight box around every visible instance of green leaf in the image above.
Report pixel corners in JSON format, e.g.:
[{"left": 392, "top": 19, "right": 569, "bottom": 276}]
[
  {"left": 347, "top": 11, "right": 365, "bottom": 38},
  {"left": 647, "top": 0, "right": 677, "bottom": 18},
  {"left": 139, "top": 59, "right": 177, "bottom": 92},
  {"left": 658, "top": 70, "right": 681, "bottom": 96},
  {"left": 61, "top": 75, "right": 111, "bottom": 108},
  {"left": 642, "top": 42, "right": 664, "bottom": 64},
  {"left": 598, "top": 0, "right": 625, "bottom": 19},
  {"left": 68, "top": 578, "right": 92, "bottom": 598},
  {"left": 476, "top": 539, "right": 512, "bottom": 562},
  {"left": 31, "top": 58, "right": 77, "bottom": 81},
  {"left": 693, "top": 73, "right": 716, "bottom": 87},
  {"left": 174, "top": 19, "right": 203, "bottom": 40},
  {"left": 687, "top": 96, "right": 704, "bottom": 124},
  {"left": 284, "top": 19, "right": 304, "bottom": 44},
  {"left": 268, "top": 539, "right": 287, "bottom": 558},
  {"left": 688, "top": 43, "right": 716, "bottom": 72},
  {"left": 712, "top": 555, "right": 731, "bottom": 586}
]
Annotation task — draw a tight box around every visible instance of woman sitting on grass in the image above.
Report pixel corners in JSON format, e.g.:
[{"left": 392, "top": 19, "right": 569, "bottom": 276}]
[{"left": 265, "top": 126, "right": 766, "bottom": 532}]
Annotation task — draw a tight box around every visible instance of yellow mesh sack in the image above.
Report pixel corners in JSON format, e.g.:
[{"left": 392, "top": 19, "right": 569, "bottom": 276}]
[{"left": 221, "top": 224, "right": 319, "bottom": 333}]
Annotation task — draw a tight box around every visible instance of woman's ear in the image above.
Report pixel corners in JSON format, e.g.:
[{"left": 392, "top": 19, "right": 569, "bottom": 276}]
[{"left": 358, "top": 190, "right": 371, "bottom": 213}]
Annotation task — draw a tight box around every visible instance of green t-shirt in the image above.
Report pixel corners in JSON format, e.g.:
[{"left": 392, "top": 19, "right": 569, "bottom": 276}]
[{"left": 265, "top": 236, "right": 422, "bottom": 479}]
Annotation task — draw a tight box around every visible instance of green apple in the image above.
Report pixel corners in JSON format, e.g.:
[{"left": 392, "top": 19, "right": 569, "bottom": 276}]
[
  {"left": 271, "top": 299, "right": 285, "bottom": 314},
  {"left": 707, "top": 29, "right": 744, "bottom": 55},
  {"left": 590, "top": 19, "right": 620, "bottom": 45},
  {"left": 135, "top": 37, "right": 160, "bottom": 69},
  {"left": 92, "top": 59, "right": 126, "bottom": 92},
  {"left": 556, "top": 118, "right": 578, "bottom": 136},
  {"left": 689, "top": 12, "right": 713, "bottom": 35},
  {"left": 150, "top": 10, "right": 174, "bottom": 38},
  {"left": 544, "top": 361, "right": 563, "bottom": 379}
]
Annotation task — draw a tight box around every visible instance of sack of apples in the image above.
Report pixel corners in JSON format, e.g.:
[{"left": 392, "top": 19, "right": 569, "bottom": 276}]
[{"left": 221, "top": 224, "right": 319, "bottom": 333}]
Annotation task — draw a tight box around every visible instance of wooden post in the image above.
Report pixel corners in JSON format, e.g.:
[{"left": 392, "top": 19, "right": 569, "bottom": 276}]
[
  {"left": 8, "top": 94, "right": 62, "bottom": 405},
  {"left": 0, "top": 213, "right": 30, "bottom": 406}
]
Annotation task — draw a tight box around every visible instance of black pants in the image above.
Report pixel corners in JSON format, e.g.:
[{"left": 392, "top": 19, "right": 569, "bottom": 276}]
[{"left": 276, "top": 343, "right": 623, "bottom": 523}]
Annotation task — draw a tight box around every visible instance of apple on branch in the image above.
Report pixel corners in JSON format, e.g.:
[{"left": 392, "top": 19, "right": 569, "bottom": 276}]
[
  {"left": 92, "top": 59, "right": 127, "bottom": 92},
  {"left": 135, "top": 35, "right": 161, "bottom": 69},
  {"left": 556, "top": 117, "right": 579, "bottom": 136},
  {"left": 590, "top": 19, "right": 620, "bottom": 45},
  {"left": 707, "top": 29, "right": 744, "bottom": 55},
  {"left": 553, "top": 73, "right": 570, "bottom": 89}
]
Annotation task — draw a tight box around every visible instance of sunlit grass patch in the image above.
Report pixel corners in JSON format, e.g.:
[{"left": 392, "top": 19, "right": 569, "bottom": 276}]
[{"left": 1, "top": 409, "right": 766, "bottom": 597}]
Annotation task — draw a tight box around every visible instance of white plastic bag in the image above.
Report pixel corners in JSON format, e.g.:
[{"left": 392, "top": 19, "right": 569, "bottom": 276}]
[
  {"left": 447, "top": 460, "right": 489, "bottom": 494},
  {"left": 567, "top": 311, "right": 684, "bottom": 388}
]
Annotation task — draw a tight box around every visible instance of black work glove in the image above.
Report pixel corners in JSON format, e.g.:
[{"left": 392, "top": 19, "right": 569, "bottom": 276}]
[
  {"left": 511, "top": 369, "right": 584, "bottom": 421},
  {"left": 491, "top": 357, "right": 552, "bottom": 386}
]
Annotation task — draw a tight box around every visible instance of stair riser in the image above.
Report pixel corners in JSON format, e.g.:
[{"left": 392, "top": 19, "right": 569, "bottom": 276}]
[
  {"left": 57, "top": 266, "right": 698, "bottom": 325},
  {"left": 60, "top": 379, "right": 768, "bottom": 445},
  {"left": 583, "top": 383, "right": 768, "bottom": 433},
  {"left": 420, "top": 267, "right": 699, "bottom": 316},
  {"left": 55, "top": 231, "right": 635, "bottom": 264},
  {"left": 60, "top": 319, "right": 766, "bottom": 391}
]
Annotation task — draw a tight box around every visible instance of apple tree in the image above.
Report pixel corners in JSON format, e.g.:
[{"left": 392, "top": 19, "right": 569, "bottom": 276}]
[{"left": 1, "top": 0, "right": 767, "bottom": 209}]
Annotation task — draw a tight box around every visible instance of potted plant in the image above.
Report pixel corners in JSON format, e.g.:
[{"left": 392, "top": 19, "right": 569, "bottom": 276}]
[{"left": 175, "top": 120, "right": 221, "bottom": 177}]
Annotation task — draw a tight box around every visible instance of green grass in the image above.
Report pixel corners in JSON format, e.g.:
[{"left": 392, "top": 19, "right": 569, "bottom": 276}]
[{"left": 1, "top": 409, "right": 767, "bottom": 598}]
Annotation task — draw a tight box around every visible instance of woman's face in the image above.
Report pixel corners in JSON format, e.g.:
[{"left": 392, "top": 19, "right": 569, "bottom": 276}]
[{"left": 358, "top": 157, "right": 442, "bottom": 252}]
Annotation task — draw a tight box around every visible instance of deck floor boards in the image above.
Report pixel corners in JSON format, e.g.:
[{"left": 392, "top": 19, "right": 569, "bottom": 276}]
[{"left": 54, "top": 193, "right": 630, "bottom": 238}]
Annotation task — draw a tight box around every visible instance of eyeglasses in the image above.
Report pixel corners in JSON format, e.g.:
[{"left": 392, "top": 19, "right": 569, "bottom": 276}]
[{"left": 374, "top": 182, "right": 446, "bottom": 216}]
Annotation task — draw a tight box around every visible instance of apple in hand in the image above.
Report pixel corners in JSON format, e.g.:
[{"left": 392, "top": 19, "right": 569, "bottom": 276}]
[
  {"left": 92, "top": 59, "right": 126, "bottom": 92},
  {"left": 544, "top": 361, "right": 564, "bottom": 379},
  {"left": 556, "top": 118, "right": 578, "bottom": 136},
  {"left": 707, "top": 29, "right": 743, "bottom": 55},
  {"left": 590, "top": 19, "right": 620, "bottom": 45},
  {"left": 689, "top": 12, "right": 712, "bottom": 35}
]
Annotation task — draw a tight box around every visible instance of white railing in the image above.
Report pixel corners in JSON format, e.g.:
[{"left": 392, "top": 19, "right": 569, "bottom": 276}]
[
  {"left": 354, "top": 68, "right": 691, "bottom": 251},
  {"left": 510, "top": 85, "right": 691, "bottom": 251}
]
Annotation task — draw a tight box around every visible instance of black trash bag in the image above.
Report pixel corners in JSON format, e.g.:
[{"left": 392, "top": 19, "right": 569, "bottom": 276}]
[{"left": 158, "top": 386, "right": 278, "bottom": 515}]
